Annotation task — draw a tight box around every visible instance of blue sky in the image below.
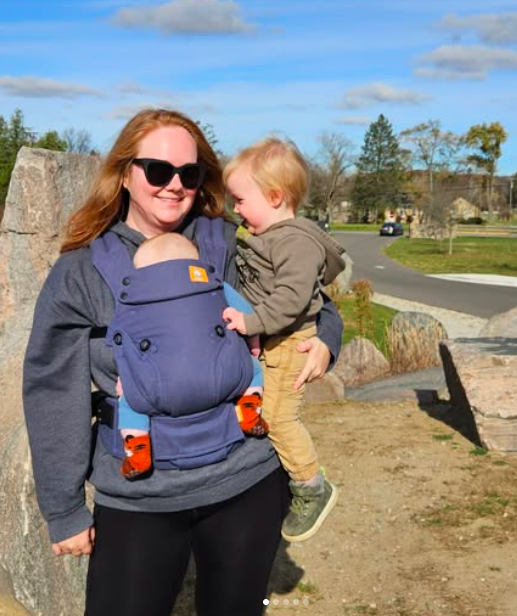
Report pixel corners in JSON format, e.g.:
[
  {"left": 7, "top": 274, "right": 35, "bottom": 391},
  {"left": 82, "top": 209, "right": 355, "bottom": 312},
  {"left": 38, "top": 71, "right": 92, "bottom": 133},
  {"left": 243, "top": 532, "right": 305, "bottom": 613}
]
[{"left": 1, "top": 0, "right": 516, "bottom": 173}]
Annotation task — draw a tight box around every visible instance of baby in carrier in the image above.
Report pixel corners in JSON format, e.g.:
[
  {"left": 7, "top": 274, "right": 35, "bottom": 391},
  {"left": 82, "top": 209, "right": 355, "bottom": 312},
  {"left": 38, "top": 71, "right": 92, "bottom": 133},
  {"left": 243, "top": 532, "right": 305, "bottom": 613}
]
[{"left": 117, "top": 232, "right": 268, "bottom": 479}]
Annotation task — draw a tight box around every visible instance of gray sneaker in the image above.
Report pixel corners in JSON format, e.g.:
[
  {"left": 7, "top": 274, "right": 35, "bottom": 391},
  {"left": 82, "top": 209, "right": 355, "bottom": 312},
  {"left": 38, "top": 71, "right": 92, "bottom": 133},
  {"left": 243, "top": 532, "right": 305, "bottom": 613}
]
[{"left": 281, "top": 478, "right": 338, "bottom": 542}]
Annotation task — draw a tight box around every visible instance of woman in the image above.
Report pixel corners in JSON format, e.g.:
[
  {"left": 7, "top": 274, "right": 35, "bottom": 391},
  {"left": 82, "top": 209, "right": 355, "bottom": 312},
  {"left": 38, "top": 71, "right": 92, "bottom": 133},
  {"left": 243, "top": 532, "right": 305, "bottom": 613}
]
[{"left": 23, "top": 109, "right": 343, "bottom": 616}]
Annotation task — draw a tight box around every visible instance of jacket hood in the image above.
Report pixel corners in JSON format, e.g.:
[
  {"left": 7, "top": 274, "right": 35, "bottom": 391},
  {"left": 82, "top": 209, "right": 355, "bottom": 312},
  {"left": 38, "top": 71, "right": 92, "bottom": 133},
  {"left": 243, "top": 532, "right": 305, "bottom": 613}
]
[{"left": 268, "top": 218, "right": 347, "bottom": 285}]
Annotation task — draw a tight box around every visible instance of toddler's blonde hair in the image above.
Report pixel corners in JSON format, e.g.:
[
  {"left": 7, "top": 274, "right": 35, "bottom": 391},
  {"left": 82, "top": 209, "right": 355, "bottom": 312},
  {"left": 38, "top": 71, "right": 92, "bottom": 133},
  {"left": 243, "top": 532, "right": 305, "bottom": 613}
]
[{"left": 223, "top": 137, "right": 309, "bottom": 211}]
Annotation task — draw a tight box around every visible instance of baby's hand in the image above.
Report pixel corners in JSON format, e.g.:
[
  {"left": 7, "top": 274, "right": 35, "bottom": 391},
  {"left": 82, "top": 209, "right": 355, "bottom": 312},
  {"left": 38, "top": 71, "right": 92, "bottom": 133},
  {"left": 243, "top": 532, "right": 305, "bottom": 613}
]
[
  {"left": 116, "top": 377, "right": 123, "bottom": 398},
  {"left": 223, "top": 307, "right": 247, "bottom": 334},
  {"left": 248, "top": 334, "right": 261, "bottom": 358}
]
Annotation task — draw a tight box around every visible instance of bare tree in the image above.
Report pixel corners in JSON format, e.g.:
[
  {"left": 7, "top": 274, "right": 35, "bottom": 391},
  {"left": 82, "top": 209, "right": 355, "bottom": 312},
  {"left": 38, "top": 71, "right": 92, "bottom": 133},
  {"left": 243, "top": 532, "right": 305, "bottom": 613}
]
[
  {"left": 310, "top": 131, "right": 356, "bottom": 223},
  {"left": 400, "top": 120, "right": 463, "bottom": 222},
  {"left": 61, "top": 127, "right": 95, "bottom": 154}
]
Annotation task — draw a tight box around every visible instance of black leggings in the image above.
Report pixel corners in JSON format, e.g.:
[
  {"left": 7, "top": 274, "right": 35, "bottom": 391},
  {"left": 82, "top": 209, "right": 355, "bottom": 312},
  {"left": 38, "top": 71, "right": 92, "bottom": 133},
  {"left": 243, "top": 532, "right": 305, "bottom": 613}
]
[{"left": 85, "top": 468, "right": 289, "bottom": 616}]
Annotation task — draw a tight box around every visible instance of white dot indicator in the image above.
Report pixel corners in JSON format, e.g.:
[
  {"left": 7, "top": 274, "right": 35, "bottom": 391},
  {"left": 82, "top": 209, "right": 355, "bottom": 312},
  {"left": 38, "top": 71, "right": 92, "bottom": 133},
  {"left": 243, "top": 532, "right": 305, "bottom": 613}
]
[
  {"left": 283, "top": 599, "right": 289, "bottom": 605},
  {"left": 293, "top": 599, "right": 300, "bottom": 605},
  {"left": 303, "top": 599, "right": 310, "bottom": 605},
  {"left": 273, "top": 599, "right": 279, "bottom": 605},
  {"left": 263, "top": 599, "right": 269, "bottom": 605}
]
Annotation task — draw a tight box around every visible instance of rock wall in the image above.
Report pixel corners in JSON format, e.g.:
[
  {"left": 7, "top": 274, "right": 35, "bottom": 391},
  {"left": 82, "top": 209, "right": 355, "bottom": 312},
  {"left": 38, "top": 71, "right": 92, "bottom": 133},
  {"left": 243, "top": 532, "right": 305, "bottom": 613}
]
[{"left": 0, "top": 148, "right": 100, "bottom": 615}]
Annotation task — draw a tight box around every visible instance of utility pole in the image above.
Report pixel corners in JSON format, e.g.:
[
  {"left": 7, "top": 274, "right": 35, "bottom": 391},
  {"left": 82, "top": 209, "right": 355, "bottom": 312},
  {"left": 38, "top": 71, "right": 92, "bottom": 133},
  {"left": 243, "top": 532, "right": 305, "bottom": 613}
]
[{"left": 510, "top": 178, "right": 514, "bottom": 211}]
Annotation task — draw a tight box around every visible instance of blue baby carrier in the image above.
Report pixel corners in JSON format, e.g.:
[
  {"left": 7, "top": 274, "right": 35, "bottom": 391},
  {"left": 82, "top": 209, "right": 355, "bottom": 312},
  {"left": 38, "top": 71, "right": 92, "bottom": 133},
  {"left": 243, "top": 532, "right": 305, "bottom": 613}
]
[{"left": 91, "top": 216, "right": 254, "bottom": 470}]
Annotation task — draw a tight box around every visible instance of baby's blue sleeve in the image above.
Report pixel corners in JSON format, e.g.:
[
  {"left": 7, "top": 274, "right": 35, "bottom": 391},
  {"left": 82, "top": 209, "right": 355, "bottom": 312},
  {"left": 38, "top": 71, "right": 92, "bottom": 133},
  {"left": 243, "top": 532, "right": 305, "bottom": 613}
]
[{"left": 223, "top": 282, "right": 255, "bottom": 314}]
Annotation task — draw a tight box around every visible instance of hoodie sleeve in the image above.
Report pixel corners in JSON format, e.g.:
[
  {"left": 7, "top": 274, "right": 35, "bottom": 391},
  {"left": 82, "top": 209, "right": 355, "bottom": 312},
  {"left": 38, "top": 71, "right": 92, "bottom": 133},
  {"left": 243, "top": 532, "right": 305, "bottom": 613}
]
[
  {"left": 315, "top": 291, "right": 343, "bottom": 369},
  {"left": 23, "top": 253, "right": 97, "bottom": 543}
]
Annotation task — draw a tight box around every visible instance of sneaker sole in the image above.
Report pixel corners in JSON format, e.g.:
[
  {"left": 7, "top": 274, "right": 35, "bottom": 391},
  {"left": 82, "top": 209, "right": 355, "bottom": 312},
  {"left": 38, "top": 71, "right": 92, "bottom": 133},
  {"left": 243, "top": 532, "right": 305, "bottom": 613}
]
[{"left": 281, "top": 483, "right": 338, "bottom": 543}]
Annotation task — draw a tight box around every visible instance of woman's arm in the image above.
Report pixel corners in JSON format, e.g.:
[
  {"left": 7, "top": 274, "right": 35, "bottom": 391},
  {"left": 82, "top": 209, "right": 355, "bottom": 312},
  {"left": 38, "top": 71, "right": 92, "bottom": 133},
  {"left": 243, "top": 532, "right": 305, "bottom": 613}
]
[
  {"left": 23, "top": 255, "right": 96, "bottom": 546},
  {"left": 292, "top": 292, "right": 343, "bottom": 390}
]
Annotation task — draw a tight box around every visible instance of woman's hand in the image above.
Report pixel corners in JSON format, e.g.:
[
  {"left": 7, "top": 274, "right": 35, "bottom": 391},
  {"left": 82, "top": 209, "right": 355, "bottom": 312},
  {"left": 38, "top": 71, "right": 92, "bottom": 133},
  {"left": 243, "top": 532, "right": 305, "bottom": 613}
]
[
  {"left": 52, "top": 526, "right": 95, "bottom": 557},
  {"left": 293, "top": 336, "right": 331, "bottom": 391}
]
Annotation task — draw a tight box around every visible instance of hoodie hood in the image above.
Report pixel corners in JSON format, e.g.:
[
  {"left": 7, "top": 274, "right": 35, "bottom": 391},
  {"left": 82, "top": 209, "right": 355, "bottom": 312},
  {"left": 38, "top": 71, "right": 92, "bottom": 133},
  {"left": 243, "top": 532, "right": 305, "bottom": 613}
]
[
  {"left": 267, "top": 218, "right": 347, "bottom": 285},
  {"left": 108, "top": 211, "right": 200, "bottom": 249}
]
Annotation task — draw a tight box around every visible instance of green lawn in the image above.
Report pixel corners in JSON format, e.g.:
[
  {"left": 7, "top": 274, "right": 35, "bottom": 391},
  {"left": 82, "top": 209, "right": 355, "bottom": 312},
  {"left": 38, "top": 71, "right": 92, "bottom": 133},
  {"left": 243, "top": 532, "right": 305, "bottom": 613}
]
[
  {"left": 384, "top": 237, "right": 517, "bottom": 276},
  {"left": 331, "top": 223, "right": 378, "bottom": 232},
  {"left": 338, "top": 296, "right": 398, "bottom": 356}
]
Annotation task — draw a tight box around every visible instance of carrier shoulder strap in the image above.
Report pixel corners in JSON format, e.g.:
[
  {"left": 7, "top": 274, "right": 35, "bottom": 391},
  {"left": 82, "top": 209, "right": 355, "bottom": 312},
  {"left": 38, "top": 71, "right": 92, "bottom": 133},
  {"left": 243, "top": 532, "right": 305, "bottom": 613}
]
[
  {"left": 194, "top": 216, "right": 227, "bottom": 279},
  {"left": 90, "top": 231, "right": 134, "bottom": 297}
]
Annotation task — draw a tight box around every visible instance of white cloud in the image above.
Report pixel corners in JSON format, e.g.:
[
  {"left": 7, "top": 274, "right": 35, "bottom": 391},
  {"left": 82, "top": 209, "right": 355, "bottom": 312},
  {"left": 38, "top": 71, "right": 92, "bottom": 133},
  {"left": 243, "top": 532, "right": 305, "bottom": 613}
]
[
  {"left": 416, "top": 45, "right": 517, "bottom": 80},
  {"left": 111, "top": 0, "right": 255, "bottom": 35},
  {"left": 334, "top": 116, "right": 371, "bottom": 126},
  {"left": 117, "top": 81, "right": 150, "bottom": 96},
  {"left": 0, "top": 76, "right": 102, "bottom": 99},
  {"left": 440, "top": 12, "right": 517, "bottom": 44},
  {"left": 339, "top": 83, "right": 429, "bottom": 109}
]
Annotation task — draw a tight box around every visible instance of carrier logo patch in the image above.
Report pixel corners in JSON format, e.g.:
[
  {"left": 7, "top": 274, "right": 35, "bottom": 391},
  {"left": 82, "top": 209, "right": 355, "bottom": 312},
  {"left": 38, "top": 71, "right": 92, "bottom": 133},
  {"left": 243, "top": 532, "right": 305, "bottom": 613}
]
[{"left": 189, "top": 265, "right": 209, "bottom": 283}]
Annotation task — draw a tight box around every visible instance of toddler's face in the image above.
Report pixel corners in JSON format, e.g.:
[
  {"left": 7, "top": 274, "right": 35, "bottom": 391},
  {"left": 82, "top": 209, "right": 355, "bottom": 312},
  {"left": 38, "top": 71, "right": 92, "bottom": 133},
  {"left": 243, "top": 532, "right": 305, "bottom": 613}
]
[{"left": 226, "top": 166, "right": 275, "bottom": 234}]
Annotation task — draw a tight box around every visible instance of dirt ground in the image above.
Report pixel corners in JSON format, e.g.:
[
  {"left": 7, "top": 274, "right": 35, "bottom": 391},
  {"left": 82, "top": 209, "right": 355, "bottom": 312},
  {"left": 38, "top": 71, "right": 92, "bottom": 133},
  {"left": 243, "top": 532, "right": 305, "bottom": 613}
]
[
  {"left": 3, "top": 397, "right": 517, "bottom": 616},
  {"left": 266, "top": 398, "right": 517, "bottom": 616}
]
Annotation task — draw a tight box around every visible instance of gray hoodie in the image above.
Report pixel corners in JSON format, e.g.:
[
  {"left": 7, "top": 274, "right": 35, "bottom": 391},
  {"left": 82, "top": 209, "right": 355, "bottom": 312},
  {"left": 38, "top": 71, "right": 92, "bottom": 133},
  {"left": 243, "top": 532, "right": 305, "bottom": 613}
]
[{"left": 23, "top": 216, "right": 343, "bottom": 543}]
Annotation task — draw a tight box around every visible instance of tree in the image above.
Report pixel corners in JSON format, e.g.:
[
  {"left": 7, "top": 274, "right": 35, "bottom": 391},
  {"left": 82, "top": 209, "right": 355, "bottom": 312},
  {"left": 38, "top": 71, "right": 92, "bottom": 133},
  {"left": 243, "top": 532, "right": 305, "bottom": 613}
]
[
  {"left": 0, "top": 109, "right": 34, "bottom": 206},
  {"left": 308, "top": 131, "right": 355, "bottom": 222},
  {"left": 35, "top": 130, "right": 67, "bottom": 152},
  {"left": 464, "top": 122, "right": 508, "bottom": 218},
  {"left": 400, "top": 120, "right": 463, "bottom": 221},
  {"left": 351, "top": 114, "right": 405, "bottom": 221},
  {"left": 196, "top": 121, "right": 224, "bottom": 159},
  {"left": 61, "top": 127, "right": 95, "bottom": 154}
]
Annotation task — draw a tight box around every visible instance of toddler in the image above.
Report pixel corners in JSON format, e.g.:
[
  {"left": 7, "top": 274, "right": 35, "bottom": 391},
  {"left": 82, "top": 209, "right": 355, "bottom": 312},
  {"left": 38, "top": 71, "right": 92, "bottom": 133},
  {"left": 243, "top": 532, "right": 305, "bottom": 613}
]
[{"left": 223, "top": 137, "right": 346, "bottom": 542}]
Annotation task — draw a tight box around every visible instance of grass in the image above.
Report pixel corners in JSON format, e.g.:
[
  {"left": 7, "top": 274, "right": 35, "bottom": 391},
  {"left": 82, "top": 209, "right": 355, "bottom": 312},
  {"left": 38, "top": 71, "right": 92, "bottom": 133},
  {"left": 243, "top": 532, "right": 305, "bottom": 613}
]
[
  {"left": 470, "top": 446, "right": 489, "bottom": 456},
  {"left": 337, "top": 295, "right": 398, "bottom": 355},
  {"left": 432, "top": 434, "right": 454, "bottom": 441},
  {"left": 331, "top": 223, "right": 378, "bottom": 232},
  {"left": 384, "top": 236, "right": 517, "bottom": 276}
]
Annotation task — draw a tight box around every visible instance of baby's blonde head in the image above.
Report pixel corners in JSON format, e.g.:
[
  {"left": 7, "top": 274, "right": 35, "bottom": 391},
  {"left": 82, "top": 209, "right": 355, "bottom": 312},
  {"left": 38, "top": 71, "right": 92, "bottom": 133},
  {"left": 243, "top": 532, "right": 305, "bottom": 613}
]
[
  {"left": 134, "top": 233, "right": 199, "bottom": 269},
  {"left": 223, "top": 137, "right": 309, "bottom": 212}
]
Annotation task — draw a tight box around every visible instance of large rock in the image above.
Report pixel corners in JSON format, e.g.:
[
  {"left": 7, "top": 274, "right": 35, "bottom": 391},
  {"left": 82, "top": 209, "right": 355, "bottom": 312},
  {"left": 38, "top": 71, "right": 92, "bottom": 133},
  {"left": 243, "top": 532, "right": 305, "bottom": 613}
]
[
  {"left": 388, "top": 312, "right": 447, "bottom": 375},
  {"left": 479, "top": 306, "right": 517, "bottom": 338},
  {"left": 333, "top": 252, "right": 354, "bottom": 294},
  {"left": 334, "top": 337, "right": 390, "bottom": 387},
  {"left": 0, "top": 148, "right": 100, "bottom": 615},
  {"left": 305, "top": 372, "right": 345, "bottom": 403},
  {"left": 440, "top": 338, "right": 517, "bottom": 452}
]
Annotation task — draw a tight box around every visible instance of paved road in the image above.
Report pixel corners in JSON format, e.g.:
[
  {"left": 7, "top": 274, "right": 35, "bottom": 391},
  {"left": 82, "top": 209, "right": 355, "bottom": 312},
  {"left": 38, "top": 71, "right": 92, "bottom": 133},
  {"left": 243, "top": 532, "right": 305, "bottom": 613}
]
[{"left": 334, "top": 232, "right": 516, "bottom": 318}]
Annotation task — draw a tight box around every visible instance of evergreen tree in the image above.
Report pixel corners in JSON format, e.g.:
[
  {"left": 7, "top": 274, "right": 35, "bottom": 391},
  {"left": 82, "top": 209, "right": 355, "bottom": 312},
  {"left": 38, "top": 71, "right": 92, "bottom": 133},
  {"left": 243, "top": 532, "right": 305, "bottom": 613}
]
[
  {"left": 351, "top": 114, "right": 405, "bottom": 221},
  {"left": 0, "top": 115, "right": 9, "bottom": 207},
  {"left": 0, "top": 109, "right": 33, "bottom": 206},
  {"left": 35, "top": 130, "right": 67, "bottom": 152}
]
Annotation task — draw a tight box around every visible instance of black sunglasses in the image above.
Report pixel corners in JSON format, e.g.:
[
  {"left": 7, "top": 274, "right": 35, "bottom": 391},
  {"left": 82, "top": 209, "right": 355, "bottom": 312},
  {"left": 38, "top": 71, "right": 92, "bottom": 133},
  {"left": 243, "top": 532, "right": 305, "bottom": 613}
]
[{"left": 132, "top": 158, "right": 207, "bottom": 189}]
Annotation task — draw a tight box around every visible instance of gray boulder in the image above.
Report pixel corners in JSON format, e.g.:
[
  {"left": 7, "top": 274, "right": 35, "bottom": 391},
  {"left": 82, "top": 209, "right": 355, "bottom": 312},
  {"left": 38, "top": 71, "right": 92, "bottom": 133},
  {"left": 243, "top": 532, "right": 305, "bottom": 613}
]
[
  {"left": 479, "top": 306, "right": 517, "bottom": 338},
  {"left": 388, "top": 311, "right": 447, "bottom": 375},
  {"left": 305, "top": 372, "right": 345, "bottom": 403},
  {"left": 0, "top": 148, "right": 100, "bottom": 615},
  {"left": 441, "top": 338, "right": 517, "bottom": 452},
  {"left": 334, "top": 337, "right": 390, "bottom": 387}
]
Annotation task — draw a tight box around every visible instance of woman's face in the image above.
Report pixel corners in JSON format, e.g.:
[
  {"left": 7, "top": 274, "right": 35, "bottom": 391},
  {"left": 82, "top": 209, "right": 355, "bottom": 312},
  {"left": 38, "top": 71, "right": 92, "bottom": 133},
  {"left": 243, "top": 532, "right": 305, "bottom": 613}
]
[{"left": 124, "top": 125, "right": 199, "bottom": 237}]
